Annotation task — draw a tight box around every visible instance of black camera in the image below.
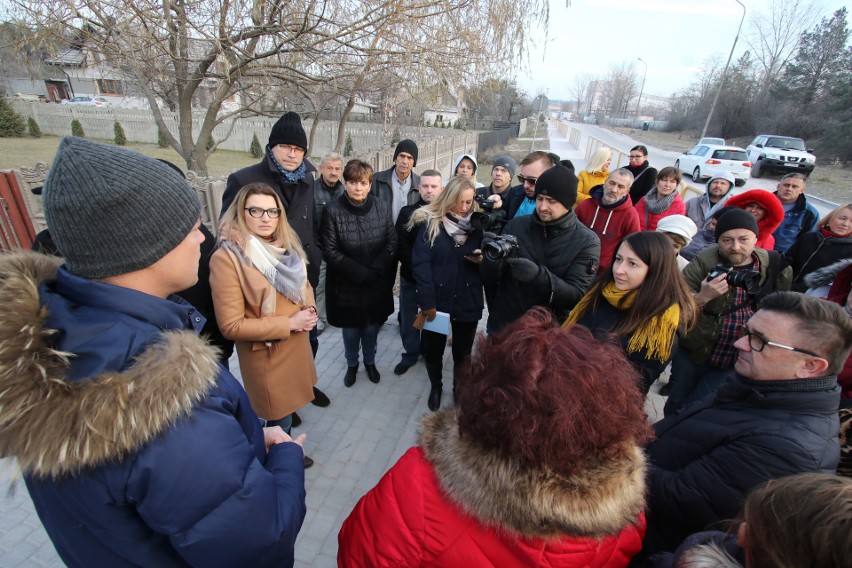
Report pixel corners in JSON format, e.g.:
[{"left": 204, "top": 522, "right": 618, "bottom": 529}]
[
  {"left": 483, "top": 233, "right": 520, "bottom": 262},
  {"left": 706, "top": 264, "right": 761, "bottom": 294},
  {"left": 471, "top": 195, "right": 507, "bottom": 231}
]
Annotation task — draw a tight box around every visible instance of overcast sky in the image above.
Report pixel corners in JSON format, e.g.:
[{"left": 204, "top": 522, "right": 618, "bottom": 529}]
[{"left": 517, "top": 0, "right": 848, "bottom": 102}]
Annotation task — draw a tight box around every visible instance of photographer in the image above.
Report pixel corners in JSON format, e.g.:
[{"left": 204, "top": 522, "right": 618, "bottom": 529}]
[
  {"left": 481, "top": 165, "right": 600, "bottom": 333},
  {"left": 665, "top": 209, "right": 792, "bottom": 415}
]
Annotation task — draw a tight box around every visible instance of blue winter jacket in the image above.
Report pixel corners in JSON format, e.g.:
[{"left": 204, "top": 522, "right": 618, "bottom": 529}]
[
  {"left": 772, "top": 192, "right": 819, "bottom": 253},
  {"left": 0, "top": 254, "right": 306, "bottom": 568}
]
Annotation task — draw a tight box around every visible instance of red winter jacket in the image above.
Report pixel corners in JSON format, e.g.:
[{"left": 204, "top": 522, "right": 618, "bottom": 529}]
[
  {"left": 635, "top": 191, "right": 686, "bottom": 231},
  {"left": 575, "top": 186, "right": 641, "bottom": 270},
  {"left": 726, "top": 189, "right": 785, "bottom": 251},
  {"left": 338, "top": 410, "right": 647, "bottom": 568}
]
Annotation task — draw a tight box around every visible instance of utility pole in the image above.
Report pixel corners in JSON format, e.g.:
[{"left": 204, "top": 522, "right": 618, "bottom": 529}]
[
  {"left": 634, "top": 57, "right": 647, "bottom": 124},
  {"left": 701, "top": 0, "right": 747, "bottom": 139}
]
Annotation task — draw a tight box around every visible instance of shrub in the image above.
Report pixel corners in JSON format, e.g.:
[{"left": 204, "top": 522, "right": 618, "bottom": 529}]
[
  {"left": 250, "top": 133, "right": 263, "bottom": 158},
  {"left": 27, "top": 117, "right": 42, "bottom": 138},
  {"left": 71, "top": 118, "right": 85, "bottom": 138},
  {"left": 425, "top": 119, "right": 432, "bottom": 127},
  {"left": 113, "top": 121, "right": 127, "bottom": 145},
  {"left": 157, "top": 128, "right": 169, "bottom": 148},
  {"left": 390, "top": 127, "right": 400, "bottom": 147},
  {"left": 343, "top": 133, "right": 353, "bottom": 157},
  {"left": 0, "top": 99, "right": 26, "bottom": 137}
]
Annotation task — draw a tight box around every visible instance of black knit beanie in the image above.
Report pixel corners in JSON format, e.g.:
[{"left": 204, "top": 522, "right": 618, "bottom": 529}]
[
  {"left": 715, "top": 208, "right": 759, "bottom": 240},
  {"left": 43, "top": 137, "right": 201, "bottom": 278},
  {"left": 534, "top": 165, "right": 578, "bottom": 210},
  {"left": 394, "top": 139, "right": 418, "bottom": 166},
  {"left": 268, "top": 111, "right": 308, "bottom": 151}
]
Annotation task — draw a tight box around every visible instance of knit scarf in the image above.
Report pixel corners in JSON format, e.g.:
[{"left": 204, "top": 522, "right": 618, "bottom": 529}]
[
  {"left": 442, "top": 211, "right": 474, "bottom": 245},
  {"left": 267, "top": 147, "right": 307, "bottom": 183},
  {"left": 222, "top": 235, "right": 310, "bottom": 312},
  {"left": 642, "top": 186, "right": 679, "bottom": 214},
  {"left": 562, "top": 281, "right": 680, "bottom": 362}
]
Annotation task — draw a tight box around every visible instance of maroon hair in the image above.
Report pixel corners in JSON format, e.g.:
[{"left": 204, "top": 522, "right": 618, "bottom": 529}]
[{"left": 456, "top": 307, "right": 653, "bottom": 476}]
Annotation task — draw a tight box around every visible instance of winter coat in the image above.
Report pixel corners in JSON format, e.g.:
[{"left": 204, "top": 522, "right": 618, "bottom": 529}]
[
  {"left": 679, "top": 246, "right": 792, "bottom": 364},
  {"left": 576, "top": 169, "right": 608, "bottom": 204},
  {"left": 338, "top": 408, "right": 647, "bottom": 567},
  {"left": 312, "top": 176, "right": 343, "bottom": 234},
  {"left": 684, "top": 190, "right": 733, "bottom": 230},
  {"left": 772, "top": 192, "right": 820, "bottom": 253},
  {"left": 679, "top": 227, "right": 716, "bottom": 262},
  {"left": 396, "top": 199, "right": 428, "bottom": 282},
  {"left": 725, "top": 190, "right": 785, "bottom": 251},
  {"left": 625, "top": 161, "right": 658, "bottom": 205},
  {"left": 476, "top": 183, "right": 525, "bottom": 223},
  {"left": 576, "top": 299, "right": 677, "bottom": 393},
  {"left": 411, "top": 222, "right": 484, "bottom": 323},
  {"left": 0, "top": 253, "right": 306, "bottom": 568},
  {"left": 452, "top": 153, "right": 485, "bottom": 188},
  {"left": 371, "top": 166, "right": 421, "bottom": 210},
  {"left": 482, "top": 210, "right": 600, "bottom": 332},
  {"left": 786, "top": 231, "right": 852, "bottom": 292},
  {"left": 209, "top": 246, "right": 317, "bottom": 421},
  {"left": 635, "top": 191, "right": 686, "bottom": 231},
  {"left": 574, "top": 185, "right": 641, "bottom": 270},
  {"left": 320, "top": 193, "right": 397, "bottom": 328},
  {"left": 222, "top": 154, "right": 321, "bottom": 287},
  {"left": 644, "top": 375, "right": 840, "bottom": 557}
]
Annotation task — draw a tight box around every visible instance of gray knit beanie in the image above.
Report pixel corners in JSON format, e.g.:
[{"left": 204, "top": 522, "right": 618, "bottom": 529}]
[{"left": 43, "top": 137, "right": 201, "bottom": 278}]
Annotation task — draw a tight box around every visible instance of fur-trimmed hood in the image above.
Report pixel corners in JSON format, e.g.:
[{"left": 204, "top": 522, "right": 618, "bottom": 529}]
[
  {"left": 805, "top": 257, "right": 852, "bottom": 289},
  {"left": 726, "top": 189, "right": 785, "bottom": 237},
  {"left": 419, "top": 408, "right": 646, "bottom": 539},
  {"left": 0, "top": 252, "right": 220, "bottom": 479}
]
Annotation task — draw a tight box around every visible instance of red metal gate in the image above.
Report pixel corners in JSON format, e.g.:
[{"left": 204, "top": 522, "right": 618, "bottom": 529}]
[{"left": 0, "top": 171, "right": 36, "bottom": 251}]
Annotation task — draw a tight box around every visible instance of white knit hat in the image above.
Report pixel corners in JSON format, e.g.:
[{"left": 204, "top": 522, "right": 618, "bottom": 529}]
[{"left": 656, "top": 215, "right": 698, "bottom": 246}]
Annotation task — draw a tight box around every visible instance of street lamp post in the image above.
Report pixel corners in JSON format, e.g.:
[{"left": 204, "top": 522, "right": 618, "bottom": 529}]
[
  {"left": 634, "top": 57, "right": 647, "bottom": 126},
  {"left": 700, "top": 0, "right": 747, "bottom": 139}
]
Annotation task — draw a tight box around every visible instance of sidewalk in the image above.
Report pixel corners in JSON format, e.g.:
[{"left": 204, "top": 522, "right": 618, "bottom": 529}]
[{"left": 0, "top": 128, "right": 665, "bottom": 566}]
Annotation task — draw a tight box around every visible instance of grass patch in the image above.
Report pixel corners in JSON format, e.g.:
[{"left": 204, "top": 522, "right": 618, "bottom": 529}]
[{"left": 0, "top": 135, "right": 258, "bottom": 178}]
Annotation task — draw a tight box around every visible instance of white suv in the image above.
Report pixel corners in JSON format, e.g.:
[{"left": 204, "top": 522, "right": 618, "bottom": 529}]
[{"left": 746, "top": 135, "right": 815, "bottom": 178}]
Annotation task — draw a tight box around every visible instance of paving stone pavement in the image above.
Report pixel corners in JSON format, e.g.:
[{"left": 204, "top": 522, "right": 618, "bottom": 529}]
[{"left": 0, "top": 127, "right": 666, "bottom": 567}]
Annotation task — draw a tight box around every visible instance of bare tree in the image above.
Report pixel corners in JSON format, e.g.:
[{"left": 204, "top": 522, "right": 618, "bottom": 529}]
[
  {"left": 601, "top": 61, "right": 637, "bottom": 118},
  {"left": 571, "top": 72, "right": 593, "bottom": 118}
]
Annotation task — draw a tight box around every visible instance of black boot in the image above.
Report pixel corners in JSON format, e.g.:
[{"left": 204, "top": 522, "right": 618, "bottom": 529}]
[
  {"left": 365, "top": 363, "right": 381, "bottom": 383},
  {"left": 425, "top": 360, "right": 443, "bottom": 411},
  {"left": 343, "top": 365, "right": 357, "bottom": 387}
]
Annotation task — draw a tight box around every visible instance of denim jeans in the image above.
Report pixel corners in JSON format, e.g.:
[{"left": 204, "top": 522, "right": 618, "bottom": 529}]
[
  {"left": 316, "top": 260, "right": 328, "bottom": 327},
  {"left": 265, "top": 414, "right": 293, "bottom": 434},
  {"left": 398, "top": 277, "right": 421, "bottom": 365},
  {"left": 342, "top": 324, "right": 379, "bottom": 367},
  {"left": 664, "top": 350, "right": 733, "bottom": 416}
]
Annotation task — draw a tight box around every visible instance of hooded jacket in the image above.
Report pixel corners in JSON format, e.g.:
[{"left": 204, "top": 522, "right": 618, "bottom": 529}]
[
  {"left": 452, "top": 153, "right": 485, "bottom": 188},
  {"left": 725, "top": 190, "right": 785, "bottom": 251},
  {"left": 574, "top": 185, "right": 641, "bottom": 270},
  {"left": 684, "top": 174, "right": 734, "bottom": 229},
  {"left": 338, "top": 408, "right": 647, "bottom": 567},
  {"left": 0, "top": 253, "right": 306, "bottom": 568}
]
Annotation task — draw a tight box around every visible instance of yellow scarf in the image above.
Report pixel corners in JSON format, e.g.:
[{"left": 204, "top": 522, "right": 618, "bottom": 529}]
[{"left": 562, "top": 281, "right": 680, "bottom": 362}]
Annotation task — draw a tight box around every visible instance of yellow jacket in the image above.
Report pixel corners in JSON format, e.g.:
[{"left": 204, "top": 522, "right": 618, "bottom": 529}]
[{"left": 576, "top": 169, "right": 609, "bottom": 203}]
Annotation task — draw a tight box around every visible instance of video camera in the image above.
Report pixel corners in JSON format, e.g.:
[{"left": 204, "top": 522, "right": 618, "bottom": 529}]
[{"left": 471, "top": 195, "right": 507, "bottom": 232}]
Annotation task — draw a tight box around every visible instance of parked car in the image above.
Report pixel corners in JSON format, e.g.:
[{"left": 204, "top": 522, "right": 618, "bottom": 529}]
[
  {"left": 698, "top": 137, "right": 725, "bottom": 146},
  {"left": 746, "top": 135, "right": 816, "bottom": 178},
  {"left": 675, "top": 144, "right": 751, "bottom": 187},
  {"left": 61, "top": 96, "right": 109, "bottom": 107}
]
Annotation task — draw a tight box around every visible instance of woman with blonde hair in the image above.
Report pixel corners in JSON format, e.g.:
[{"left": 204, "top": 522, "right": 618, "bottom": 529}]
[
  {"left": 209, "top": 183, "right": 318, "bottom": 465},
  {"left": 576, "top": 146, "right": 611, "bottom": 203},
  {"left": 786, "top": 203, "right": 852, "bottom": 293},
  {"left": 409, "top": 175, "right": 484, "bottom": 411}
]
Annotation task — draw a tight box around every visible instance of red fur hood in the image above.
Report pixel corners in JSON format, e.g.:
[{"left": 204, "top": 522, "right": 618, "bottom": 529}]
[{"left": 726, "top": 189, "right": 785, "bottom": 236}]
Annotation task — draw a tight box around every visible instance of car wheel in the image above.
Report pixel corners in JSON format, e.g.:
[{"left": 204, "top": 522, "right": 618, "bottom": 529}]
[
  {"left": 692, "top": 167, "right": 702, "bottom": 181},
  {"left": 734, "top": 178, "right": 746, "bottom": 187},
  {"left": 751, "top": 160, "right": 763, "bottom": 178}
]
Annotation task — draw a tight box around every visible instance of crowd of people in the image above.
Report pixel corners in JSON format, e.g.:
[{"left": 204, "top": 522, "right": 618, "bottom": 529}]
[{"left": 2, "top": 111, "right": 851, "bottom": 567}]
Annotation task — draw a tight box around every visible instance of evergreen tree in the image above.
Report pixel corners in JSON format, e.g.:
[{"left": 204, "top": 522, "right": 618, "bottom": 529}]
[
  {"left": 343, "top": 133, "right": 353, "bottom": 157},
  {"left": 250, "top": 133, "right": 263, "bottom": 158},
  {"left": 157, "top": 128, "right": 169, "bottom": 148},
  {"left": 113, "top": 121, "right": 127, "bottom": 145},
  {"left": 390, "top": 127, "right": 400, "bottom": 147},
  {"left": 71, "top": 119, "right": 85, "bottom": 138},
  {"left": 27, "top": 117, "right": 42, "bottom": 138},
  {"left": 0, "top": 98, "right": 26, "bottom": 137}
]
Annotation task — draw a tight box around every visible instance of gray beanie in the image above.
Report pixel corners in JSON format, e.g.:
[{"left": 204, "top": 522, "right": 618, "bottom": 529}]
[
  {"left": 43, "top": 137, "right": 201, "bottom": 278},
  {"left": 492, "top": 155, "right": 517, "bottom": 179}
]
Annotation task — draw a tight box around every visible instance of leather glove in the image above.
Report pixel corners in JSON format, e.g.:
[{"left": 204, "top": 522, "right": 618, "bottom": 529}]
[
  {"left": 413, "top": 308, "right": 437, "bottom": 330},
  {"left": 506, "top": 257, "right": 541, "bottom": 283}
]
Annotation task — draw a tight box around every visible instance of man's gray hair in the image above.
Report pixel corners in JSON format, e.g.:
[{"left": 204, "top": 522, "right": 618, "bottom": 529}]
[
  {"left": 781, "top": 172, "right": 807, "bottom": 183},
  {"left": 609, "top": 168, "right": 635, "bottom": 185},
  {"left": 320, "top": 152, "right": 344, "bottom": 167}
]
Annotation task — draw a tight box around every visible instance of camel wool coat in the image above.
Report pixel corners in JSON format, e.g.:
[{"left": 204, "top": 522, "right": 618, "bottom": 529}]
[{"left": 210, "top": 247, "right": 317, "bottom": 421}]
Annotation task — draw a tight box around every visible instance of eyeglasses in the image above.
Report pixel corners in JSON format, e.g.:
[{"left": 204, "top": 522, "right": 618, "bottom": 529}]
[
  {"left": 276, "top": 144, "right": 305, "bottom": 155},
  {"left": 628, "top": 154, "right": 645, "bottom": 159},
  {"left": 736, "top": 325, "right": 820, "bottom": 357},
  {"left": 517, "top": 175, "right": 538, "bottom": 186},
  {"left": 245, "top": 207, "right": 282, "bottom": 219}
]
